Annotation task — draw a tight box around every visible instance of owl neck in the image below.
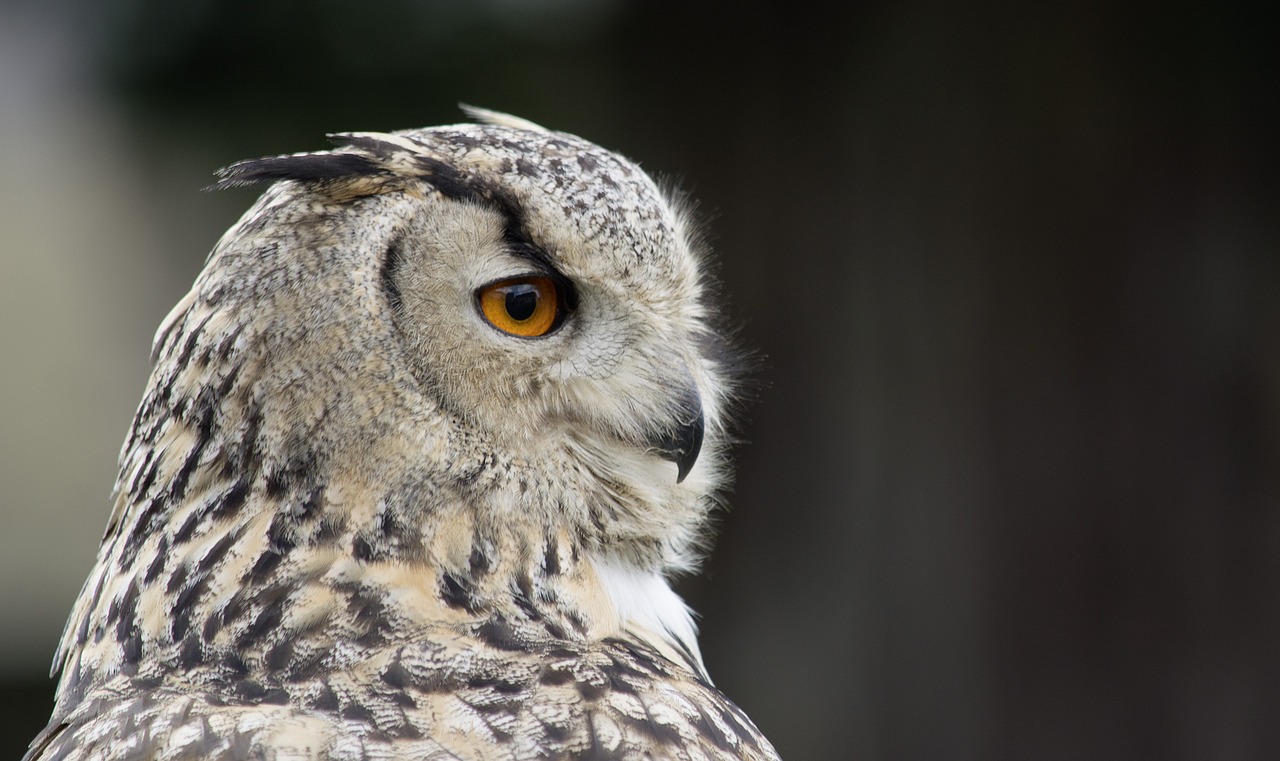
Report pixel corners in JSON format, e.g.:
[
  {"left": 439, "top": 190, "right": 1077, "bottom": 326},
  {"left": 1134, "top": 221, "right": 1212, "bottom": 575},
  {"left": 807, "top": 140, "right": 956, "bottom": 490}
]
[
  {"left": 57, "top": 471, "right": 708, "bottom": 704},
  {"left": 323, "top": 496, "right": 709, "bottom": 678}
]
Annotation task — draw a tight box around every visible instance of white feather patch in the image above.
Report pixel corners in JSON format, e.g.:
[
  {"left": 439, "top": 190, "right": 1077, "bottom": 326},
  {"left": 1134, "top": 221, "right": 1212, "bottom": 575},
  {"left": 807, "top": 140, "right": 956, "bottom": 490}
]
[{"left": 592, "top": 555, "right": 708, "bottom": 679}]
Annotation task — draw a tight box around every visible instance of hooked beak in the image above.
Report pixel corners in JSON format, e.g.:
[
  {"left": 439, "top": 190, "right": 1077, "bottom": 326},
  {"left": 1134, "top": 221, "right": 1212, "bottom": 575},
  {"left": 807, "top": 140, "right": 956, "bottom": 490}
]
[{"left": 650, "top": 384, "right": 705, "bottom": 484}]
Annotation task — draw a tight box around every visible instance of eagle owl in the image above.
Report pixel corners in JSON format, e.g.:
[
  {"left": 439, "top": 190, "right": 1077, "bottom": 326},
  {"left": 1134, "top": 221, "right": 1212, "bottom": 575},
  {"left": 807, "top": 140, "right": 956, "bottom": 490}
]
[{"left": 27, "top": 109, "right": 779, "bottom": 761}]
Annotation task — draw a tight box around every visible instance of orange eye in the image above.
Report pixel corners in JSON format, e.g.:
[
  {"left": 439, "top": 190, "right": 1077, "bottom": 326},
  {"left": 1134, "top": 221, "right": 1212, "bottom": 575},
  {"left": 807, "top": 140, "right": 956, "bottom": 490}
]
[{"left": 477, "top": 276, "right": 562, "bottom": 338}]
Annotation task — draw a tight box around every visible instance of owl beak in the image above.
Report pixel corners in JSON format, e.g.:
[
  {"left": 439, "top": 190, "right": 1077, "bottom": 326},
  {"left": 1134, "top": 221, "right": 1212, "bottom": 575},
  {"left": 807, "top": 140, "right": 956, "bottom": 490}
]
[{"left": 652, "top": 385, "right": 704, "bottom": 484}]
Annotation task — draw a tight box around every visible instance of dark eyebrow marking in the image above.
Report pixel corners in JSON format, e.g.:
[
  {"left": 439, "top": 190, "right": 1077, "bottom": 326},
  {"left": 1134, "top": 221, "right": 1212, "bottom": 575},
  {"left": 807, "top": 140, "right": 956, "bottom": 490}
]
[
  {"left": 501, "top": 229, "right": 557, "bottom": 273},
  {"left": 396, "top": 151, "right": 562, "bottom": 277}
]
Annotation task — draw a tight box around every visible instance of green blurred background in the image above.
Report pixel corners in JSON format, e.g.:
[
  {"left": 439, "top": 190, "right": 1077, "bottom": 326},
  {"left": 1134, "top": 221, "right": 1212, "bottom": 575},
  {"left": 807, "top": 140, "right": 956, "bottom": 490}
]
[{"left": 2, "top": 1, "right": 1277, "bottom": 758}]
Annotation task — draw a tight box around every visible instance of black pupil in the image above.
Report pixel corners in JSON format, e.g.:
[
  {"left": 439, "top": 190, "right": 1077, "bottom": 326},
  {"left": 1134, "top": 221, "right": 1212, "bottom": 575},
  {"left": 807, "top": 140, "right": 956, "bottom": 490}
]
[{"left": 504, "top": 285, "right": 540, "bottom": 322}]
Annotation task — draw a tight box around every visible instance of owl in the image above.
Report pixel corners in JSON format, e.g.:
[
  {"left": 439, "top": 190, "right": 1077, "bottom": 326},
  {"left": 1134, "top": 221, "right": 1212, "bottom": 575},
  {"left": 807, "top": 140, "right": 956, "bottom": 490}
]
[{"left": 26, "top": 108, "right": 779, "bottom": 761}]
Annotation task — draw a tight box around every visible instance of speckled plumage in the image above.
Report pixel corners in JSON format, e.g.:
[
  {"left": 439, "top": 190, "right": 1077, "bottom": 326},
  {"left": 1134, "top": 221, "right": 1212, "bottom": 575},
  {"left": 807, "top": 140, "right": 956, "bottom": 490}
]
[{"left": 28, "top": 109, "right": 779, "bottom": 761}]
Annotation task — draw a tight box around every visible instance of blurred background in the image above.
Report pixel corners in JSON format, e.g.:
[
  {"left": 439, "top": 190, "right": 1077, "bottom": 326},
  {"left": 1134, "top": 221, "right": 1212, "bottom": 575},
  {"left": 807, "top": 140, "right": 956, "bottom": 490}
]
[{"left": 2, "top": 1, "right": 1277, "bottom": 758}]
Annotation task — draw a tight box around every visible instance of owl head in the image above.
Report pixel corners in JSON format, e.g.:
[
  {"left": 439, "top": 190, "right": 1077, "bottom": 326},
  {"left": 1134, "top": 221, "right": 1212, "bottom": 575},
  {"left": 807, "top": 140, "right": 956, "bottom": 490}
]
[{"left": 192, "top": 107, "right": 740, "bottom": 575}]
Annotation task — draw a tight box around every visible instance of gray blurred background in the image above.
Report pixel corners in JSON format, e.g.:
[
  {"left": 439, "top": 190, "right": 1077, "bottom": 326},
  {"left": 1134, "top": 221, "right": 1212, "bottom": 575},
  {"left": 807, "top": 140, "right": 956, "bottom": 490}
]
[{"left": 2, "top": 1, "right": 1277, "bottom": 759}]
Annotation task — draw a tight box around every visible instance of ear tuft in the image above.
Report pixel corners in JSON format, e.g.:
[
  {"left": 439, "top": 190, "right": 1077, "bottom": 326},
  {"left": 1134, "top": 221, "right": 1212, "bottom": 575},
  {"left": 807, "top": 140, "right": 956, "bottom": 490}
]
[{"left": 460, "top": 104, "right": 550, "bottom": 133}]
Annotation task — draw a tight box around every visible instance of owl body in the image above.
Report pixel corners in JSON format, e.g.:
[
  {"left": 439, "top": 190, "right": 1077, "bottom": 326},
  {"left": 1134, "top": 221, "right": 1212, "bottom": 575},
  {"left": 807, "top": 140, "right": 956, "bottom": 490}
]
[{"left": 28, "top": 111, "right": 778, "bottom": 761}]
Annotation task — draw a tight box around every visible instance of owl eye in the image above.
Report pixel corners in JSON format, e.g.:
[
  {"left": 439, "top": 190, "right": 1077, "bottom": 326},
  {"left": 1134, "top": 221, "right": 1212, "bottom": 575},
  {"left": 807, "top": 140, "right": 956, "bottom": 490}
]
[{"left": 477, "top": 276, "right": 563, "bottom": 338}]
